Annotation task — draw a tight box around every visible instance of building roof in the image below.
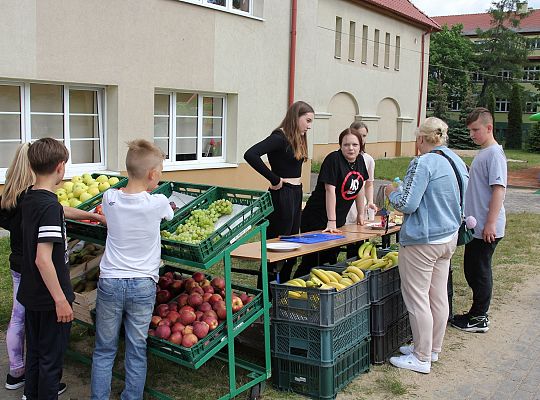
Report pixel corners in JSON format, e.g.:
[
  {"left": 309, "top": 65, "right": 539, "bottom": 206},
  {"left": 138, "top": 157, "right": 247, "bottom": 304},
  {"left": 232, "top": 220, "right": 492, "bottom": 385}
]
[
  {"left": 433, "top": 9, "right": 540, "bottom": 36},
  {"left": 354, "top": 0, "right": 440, "bottom": 30}
]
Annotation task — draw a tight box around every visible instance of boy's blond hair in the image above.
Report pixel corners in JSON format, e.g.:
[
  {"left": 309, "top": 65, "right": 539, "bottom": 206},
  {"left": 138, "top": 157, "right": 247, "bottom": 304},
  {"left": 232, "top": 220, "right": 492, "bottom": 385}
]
[{"left": 125, "top": 139, "right": 165, "bottom": 179}]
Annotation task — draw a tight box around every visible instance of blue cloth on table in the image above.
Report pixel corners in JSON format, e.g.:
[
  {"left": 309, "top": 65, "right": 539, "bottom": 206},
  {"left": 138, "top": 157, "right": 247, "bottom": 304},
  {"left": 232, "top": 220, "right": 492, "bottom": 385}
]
[{"left": 279, "top": 233, "right": 345, "bottom": 244}]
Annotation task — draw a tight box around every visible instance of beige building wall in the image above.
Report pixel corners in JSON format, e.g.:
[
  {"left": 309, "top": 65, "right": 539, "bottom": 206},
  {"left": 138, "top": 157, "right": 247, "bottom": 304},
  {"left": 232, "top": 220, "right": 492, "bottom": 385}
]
[{"left": 296, "top": 0, "right": 430, "bottom": 163}]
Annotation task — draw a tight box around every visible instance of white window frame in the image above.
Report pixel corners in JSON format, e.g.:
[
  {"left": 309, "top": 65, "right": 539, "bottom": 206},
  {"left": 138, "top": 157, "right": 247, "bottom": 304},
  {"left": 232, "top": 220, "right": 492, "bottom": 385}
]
[
  {"left": 0, "top": 81, "right": 106, "bottom": 183},
  {"left": 523, "top": 66, "right": 540, "bottom": 81},
  {"left": 155, "top": 91, "right": 227, "bottom": 168},
  {"left": 178, "top": 0, "right": 259, "bottom": 19},
  {"left": 498, "top": 70, "right": 512, "bottom": 80},
  {"left": 496, "top": 98, "right": 510, "bottom": 112}
]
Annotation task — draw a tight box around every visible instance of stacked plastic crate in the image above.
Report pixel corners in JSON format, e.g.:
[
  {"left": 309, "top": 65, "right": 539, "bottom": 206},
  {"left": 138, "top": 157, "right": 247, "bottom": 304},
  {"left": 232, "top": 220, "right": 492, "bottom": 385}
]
[
  {"left": 369, "top": 259, "right": 412, "bottom": 364},
  {"left": 269, "top": 266, "right": 371, "bottom": 399}
]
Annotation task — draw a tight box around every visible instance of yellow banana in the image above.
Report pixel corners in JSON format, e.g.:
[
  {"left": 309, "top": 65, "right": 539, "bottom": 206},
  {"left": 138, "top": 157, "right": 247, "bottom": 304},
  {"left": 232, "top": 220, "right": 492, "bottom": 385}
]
[
  {"left": 370, "top": 245, "right": 378, "bottom": 260},
  {"left": 320, "top": 269, "right": 338, "bottom": 283},
  {"left": 310, "top": 274, "right": 324, "bottom": 286},
  {"left": 305, "top": 280, "right": 316, "bottom": 287},
  {"left": 319, "top": 283, "right": 334, "bottom": 290},
  {"left": 343, "top": 272, "right": 360, "bottom": 283},
  {"left": 285, "top": 280, "right": 303, "bottom": 287},
  {"left": 292, "top": 278, "right": 307, "bottom": 287},
  {"left": 368, "top": 260, "right": 389, "bottom": 270},
  {"left": 388, "top": 255, "right": 398, "bottom": 266},
  {"left": 325, "top": 270, "right": 342, "bottom": 282},
  {"left": 311, "top": 269, "right": 331, "bottom": 284},
  {"left": 351, "top": 257, "right": 373, "bottom": 267},
  {"left": 345, "top": 265, "right": 365, "bottom": 280},
  {"left": 339, "top": 277, "right": 354, "bottom": 286},
  {"left": 326, "top": 282, "right": 346, "bottom": 291},
  {"left": 288, "top": 291, "right": 305, "bottom": 299},
  {"left": 352, "top": 258, "right": 375, "bottom": 270},
  {"left": 363, "top": 243, "right": 374, "bottom": 259},
  {"left": 357, "top": 242, "right": 369, "bottom": 258}
]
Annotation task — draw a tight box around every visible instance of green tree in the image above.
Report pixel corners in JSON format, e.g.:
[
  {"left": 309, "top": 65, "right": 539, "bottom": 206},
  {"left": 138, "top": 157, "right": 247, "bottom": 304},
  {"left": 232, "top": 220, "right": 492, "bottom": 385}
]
[
  {"left": 507, "top": 84, "right": 523, "bottom": 149},
  {"left": 528, "top": 122, "right": 540, "bottom": 152},
  {"left": 476, "top": 0, "right": 531, "bottom": 99},
  {"left": 428, "top": 24, "right": 476, "bottom": 109},
  {"left": 432, "top": 79, "right": 449, "bottom": 121},
  {"left": 449, "top": 85, "right": 477, "bottom": 149}
]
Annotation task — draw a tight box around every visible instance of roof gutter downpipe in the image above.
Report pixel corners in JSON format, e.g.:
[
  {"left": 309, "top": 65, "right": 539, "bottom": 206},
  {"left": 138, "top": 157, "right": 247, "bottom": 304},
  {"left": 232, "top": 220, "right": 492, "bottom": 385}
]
[
  {"left": 288, "top": 0, "right": 298, "bottom": 106},
  {"left": 416, "top": 29, "right": 432, "bottom": 154}
]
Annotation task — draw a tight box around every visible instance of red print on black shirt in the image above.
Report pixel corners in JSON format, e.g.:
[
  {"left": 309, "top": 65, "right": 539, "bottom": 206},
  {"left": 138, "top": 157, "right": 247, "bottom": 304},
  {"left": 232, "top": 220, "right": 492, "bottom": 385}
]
[{"left": 341, "top": 171, "right": 364, "bottom": 201}]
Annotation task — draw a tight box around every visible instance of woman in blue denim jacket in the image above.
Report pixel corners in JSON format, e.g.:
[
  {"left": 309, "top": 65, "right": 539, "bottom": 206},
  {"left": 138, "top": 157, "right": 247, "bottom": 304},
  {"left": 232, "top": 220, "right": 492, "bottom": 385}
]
[{"left": 384, "top": 117, "right": 468, "bottom": 374}]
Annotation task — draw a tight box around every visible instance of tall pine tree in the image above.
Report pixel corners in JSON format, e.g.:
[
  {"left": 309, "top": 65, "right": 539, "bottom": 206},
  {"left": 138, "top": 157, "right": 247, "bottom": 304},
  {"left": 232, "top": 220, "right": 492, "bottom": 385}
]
[
  {"left": 528, "top": 122, "right": 540, "bottom": 153},
  {"left": 506, "top": 84, "right": 523, "bottom": 149}
]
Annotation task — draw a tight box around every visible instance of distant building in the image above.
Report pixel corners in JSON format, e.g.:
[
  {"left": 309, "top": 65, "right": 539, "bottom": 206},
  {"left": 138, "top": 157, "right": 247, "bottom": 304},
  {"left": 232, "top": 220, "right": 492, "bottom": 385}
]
[
  {"left": 432, "top": 2, "right": 540, "bottom": 141},
  {"left": 0, "top": 0, "right": 438, "bottom": 190}
]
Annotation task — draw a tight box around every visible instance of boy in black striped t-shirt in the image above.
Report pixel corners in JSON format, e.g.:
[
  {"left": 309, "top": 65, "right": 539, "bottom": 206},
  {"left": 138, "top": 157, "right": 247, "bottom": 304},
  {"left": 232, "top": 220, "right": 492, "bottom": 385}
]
[{"left": 18, "top": 138, "right": 80, "bottom": 399}]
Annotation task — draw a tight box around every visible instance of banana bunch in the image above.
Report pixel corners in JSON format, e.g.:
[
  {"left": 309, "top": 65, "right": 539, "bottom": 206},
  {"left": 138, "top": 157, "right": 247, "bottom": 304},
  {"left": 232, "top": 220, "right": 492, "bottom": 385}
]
[
  {"left": 283, "top": 266, "right": 366, "bottom": 294},
  {"left": 349, "top": 247, "right": 399, "bottom": 271},
  {"left": 357, "top": 241, "right": 377, "bottom": 260}
]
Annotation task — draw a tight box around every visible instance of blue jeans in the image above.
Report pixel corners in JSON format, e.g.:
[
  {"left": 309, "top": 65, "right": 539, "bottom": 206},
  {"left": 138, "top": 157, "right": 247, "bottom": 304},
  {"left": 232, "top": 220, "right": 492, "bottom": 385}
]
[
  {"left": 7, "top": 269, "right": 25, "bottom": 376},
  {"left": 90, "top": 278, "right": 156, "bottom": 400}
]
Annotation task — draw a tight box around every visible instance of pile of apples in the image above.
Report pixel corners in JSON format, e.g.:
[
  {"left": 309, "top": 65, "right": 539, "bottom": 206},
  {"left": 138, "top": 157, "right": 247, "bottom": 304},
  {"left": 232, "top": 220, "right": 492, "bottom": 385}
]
[
  {"left": 55, "top": 174, "right": 120, "bottom": 207},
  {"left": 148, "top": 270, "right": 254, "bottom": 348}
]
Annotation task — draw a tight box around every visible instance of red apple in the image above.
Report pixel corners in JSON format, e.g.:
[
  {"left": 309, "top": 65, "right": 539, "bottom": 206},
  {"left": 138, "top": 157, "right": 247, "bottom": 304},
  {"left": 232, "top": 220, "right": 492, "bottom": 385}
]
[
  {"left": 198, "top": 302, "right": 212, "bottom": 313},
  {"left": 190, "top": 286, "right": 204, "bottom": 296},
  {"left": 167, "top": 311, "right": 181, "bottom": 324},
  {"left": 184, "top": 278, "right": 198, "bottom": 292},
  {"left": 155, "top": 325, "right": 171, "bottom": 340},
  {"left": 170, "top": 280, "right": 184, "bottom": 295},
  {"left": 240, "top": 293, "right": 250, "bottom": 305},
  {"left": 202, "top": 316, "right": 219, "bottom": 331},
  {"left": 195, "top": 310, "right": 204, "bottom": 321},
  {"left": 158, "top": 318, "right": 172, "bottom": 327},
  {"left": 150, "top": 315, "right": 162, "bottom": 328},
  {"left": 181, "top": 333, "right": 199, "bottom": 348},
  {"left": 164, "top": 271, "right": 174, "bottom": 280},
  {"left": 188, "top": 293, "right": 203, "bottom": 308},
  {"left": 193, "top": 321, "right": 210, "bottom": 339},
  {"left": 171, "top": 322, "right": 185, "bottom": 333},
  {"left": 199, "top": 279, "right": 211, "bottom": 288},
  {"left": 208, "top": 294, "right": 223, "bottom": 305},
  {"left": 169, "top": 331, "right": 183, "bottom": 345},
  {"left": 211, "top": 277, "right": 225, "bottom": 290},
  {"left": 179, "top": 305, "right": 195, "bottom": 313},
  {"left": 168, "top": 303, "right": 178, "bottom": 312},
  {"left": 183, "top": 325, "right": 194, "bottom": 335},
  {"left": 212, "top": 300, "right": 225, "bottom": 311},
  {"left": 202, "top": 293, "right": 213, "bottom": 302},
  {"left": 192, "top": 271, "right": 205, "bottom": 283},
  {"left": 156, "top": 304, "right": 170, "bottom": 318},
  {"left": 179, "top": 309, "right": 196, "bottom": 325},
  {"left": 156, "top": 289, "right": 172, "bottom": 304},
  {"left": 177, "top": 293, "right": 189, "bottom": 307},
  {"left": 203, "top": 310, "right": 218, "bottom": 319},
  {"left": 158, "top": 276, "right": 173, "bottom": 290},
  {"left": 202, "top": 285, "right": 214, "bottom": 294},
  {"left": 231, "top": 295, "right": 243, "bottom": 313}
]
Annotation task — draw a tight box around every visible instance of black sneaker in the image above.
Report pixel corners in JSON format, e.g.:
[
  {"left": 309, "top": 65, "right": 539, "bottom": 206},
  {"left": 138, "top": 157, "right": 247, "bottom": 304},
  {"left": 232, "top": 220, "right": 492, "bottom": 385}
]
[
  {"left": 58, "top": 383, "right": 67, "bottom": 395},
  {"left": 451, "top": 315, "right": 489, "bottom": 333},
  {"left": 453, "top": 312, "right": 490, "bottom": 326},
  {"left": 5, "top": 373, "right": 25, "bottom": 390}
]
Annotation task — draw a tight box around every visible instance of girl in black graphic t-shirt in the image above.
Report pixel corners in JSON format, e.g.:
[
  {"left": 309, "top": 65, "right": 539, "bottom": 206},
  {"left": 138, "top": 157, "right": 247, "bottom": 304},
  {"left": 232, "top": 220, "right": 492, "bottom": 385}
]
[
  {"left": 244, "top": 101, "right": 314, "bottom": 283},
  {"left": 294, "top": 128, "right": 369, "bottom": 277}
]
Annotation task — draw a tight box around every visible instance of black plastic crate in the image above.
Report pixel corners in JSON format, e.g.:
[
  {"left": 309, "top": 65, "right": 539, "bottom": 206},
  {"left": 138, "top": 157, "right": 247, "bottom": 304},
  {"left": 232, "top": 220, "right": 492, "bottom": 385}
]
[
  {"left": 272, "top": 338, "right": 370, "bottom": 399},
  {"left": 369, "top": 266, "right": 401, "bottom": 302},
  {"left": 271, "top": 306, "right": 370, "bottom": 365},
  {"left": 270, "top": 266, "right": 370, "bottom": 327},
  {"left": 160, "top": 186, "right": 273, "bottom": 265},
  {"left": 370, "top": 314, "right": 412, "bottom": 364},
  {"left": 371, "top": 290, "right": 408, "bottom": 335}
]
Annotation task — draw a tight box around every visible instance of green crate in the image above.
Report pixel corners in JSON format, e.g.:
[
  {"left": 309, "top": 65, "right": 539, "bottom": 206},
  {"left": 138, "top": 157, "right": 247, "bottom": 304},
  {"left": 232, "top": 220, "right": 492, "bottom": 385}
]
[
  {"left": 270, "top": 266, "right": 370, "bottom": 327},
  {"left": 271, "top": 306, "right": 370, "bottom": 365},
  {"left": 146, "top": 265, "right": 264, "bottom": 368},
  {"left": 65, "top": 180, "right": 170, "bottom": 244},
  {"left": 160, "top": 186, "right": 273, "bottom": 265},
  {"left": 272, "top": 338, "right": 370, "bottom": 399}
]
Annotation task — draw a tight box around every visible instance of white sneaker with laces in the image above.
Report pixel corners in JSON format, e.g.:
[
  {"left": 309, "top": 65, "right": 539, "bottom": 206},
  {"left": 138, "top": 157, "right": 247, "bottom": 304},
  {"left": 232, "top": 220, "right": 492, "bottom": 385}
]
[
  {"left": 399, "top": 343, "right": 439, "bottom": 362},
  {"left": 389, "top": 353, "right": 431, "bottom": 374}
]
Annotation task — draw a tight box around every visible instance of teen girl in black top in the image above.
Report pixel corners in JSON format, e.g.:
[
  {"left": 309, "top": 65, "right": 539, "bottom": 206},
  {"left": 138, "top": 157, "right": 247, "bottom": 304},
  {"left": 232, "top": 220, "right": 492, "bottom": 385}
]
[
  {"left": 294, "top": 128, "right": 369, "bottom": 277},
  {"left": 244, "top": 101, "right": 314, "bottom": 283}
]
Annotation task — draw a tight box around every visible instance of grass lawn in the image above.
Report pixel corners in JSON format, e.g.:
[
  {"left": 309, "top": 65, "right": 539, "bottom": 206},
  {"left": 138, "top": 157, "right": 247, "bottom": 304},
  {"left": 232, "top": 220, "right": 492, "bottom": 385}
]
[{"left": 1, "top": 209, "right": 539, "bottom": 399}]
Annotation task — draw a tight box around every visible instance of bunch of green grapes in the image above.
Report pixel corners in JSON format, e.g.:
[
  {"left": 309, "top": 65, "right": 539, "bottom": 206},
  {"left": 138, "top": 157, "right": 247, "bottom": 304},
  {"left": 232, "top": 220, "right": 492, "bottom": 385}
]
[{"left": 161, "top": 199, "right": 234, "bottom": 244}]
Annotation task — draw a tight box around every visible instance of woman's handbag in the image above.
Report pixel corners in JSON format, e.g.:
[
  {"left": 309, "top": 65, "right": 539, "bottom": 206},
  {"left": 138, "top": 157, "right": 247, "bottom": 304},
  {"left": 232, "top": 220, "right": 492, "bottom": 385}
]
[{"left": 431, "top": 150, "right": 474, "bottom": 246}]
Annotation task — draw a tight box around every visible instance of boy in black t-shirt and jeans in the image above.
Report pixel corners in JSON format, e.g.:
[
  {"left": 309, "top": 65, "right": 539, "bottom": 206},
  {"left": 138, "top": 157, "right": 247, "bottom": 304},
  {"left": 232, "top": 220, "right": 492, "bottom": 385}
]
[{"left": 18, "top": 138, "right": 73, "bottom": 400}]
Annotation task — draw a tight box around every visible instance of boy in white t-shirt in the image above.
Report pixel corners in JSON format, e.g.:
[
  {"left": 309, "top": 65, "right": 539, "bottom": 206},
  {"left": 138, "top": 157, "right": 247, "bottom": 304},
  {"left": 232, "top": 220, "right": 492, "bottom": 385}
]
[{"left": 90, "top": 140, "right": 174, "bottom": 400}]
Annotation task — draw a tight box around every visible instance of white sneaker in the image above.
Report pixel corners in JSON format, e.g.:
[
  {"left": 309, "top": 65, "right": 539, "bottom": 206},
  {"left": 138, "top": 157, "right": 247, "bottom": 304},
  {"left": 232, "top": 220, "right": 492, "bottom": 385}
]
[
  {"left": 389, "top": 353, "right": 431, "bottom": 374},
  {"left": 399, "top": 343, "right": 439, "bottom": 362}
]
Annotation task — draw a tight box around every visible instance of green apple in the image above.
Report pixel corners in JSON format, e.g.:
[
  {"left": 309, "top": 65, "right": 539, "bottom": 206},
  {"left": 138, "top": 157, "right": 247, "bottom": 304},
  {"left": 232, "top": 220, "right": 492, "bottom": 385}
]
[
  {"left": 69, "top": 198, "right": 82, "bottom": 208},
  {"left": 56, "top": 191, "right": 68, "bottom": 202},
  {"left": 73, "top": 186, "right": 87, "bottom": 199},
  {"left": 62, "top": 182, "right": 74, "bottom": 193},
  {"left": 88, "top": 187, "right": 100, "bottom": 196},
  {"left": 82, "top": 173, "right": 93, "bottom": 184},
  {"left": 98, "top": 181, "right": 111, "bottom": 192},
  {"left": 71, "top": 175, "right": 83, "bottom": 184},
  {"left": 60, "top": 200, "right": 70, "bottom": 207},
  {"left": 96, "top": 175, "right": 109, "bottom": 183},
  {"left": 67, "top": 193, "right": 74, "bottom": 199},
  {"left": 108, "top": 176, "right": 120, "bottom": 186},
  {"left": 79, "top": 191, "right": 93, "bottom": 203}
]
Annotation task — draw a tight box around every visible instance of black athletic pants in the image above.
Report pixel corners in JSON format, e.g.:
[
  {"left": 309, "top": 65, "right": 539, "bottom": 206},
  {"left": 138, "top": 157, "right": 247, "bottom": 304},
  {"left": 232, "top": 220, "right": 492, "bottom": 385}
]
[
  {"left": 259, "top": 183, "right": 303, "bottom": 285},
  {"left": 24, "top": 309, "right": 72, "bottom": 400},
  {"left": 463, "top": 237, "right": 501, "bottom": 317}
]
